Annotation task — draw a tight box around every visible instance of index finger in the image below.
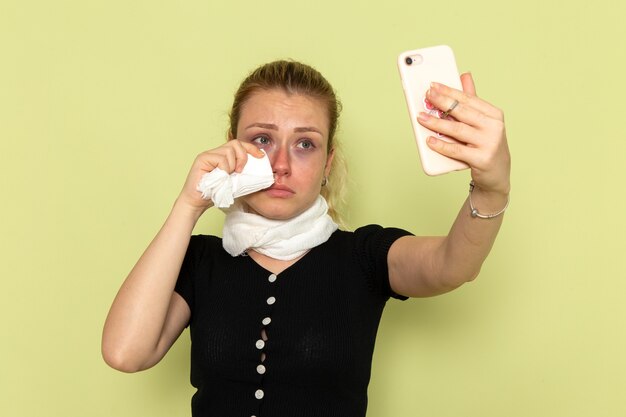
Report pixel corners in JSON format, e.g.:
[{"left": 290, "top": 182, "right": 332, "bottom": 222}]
[{"left": 232, "top": 139, "right": 265, "bottom": 159}]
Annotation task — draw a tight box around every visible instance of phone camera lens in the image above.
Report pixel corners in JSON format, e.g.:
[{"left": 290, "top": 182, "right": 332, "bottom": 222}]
[{"left": 405, "top": 57, "right": 413, "bottom": 65}]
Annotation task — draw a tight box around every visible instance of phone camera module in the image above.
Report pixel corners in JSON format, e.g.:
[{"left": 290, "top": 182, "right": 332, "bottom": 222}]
[{"left": 405, "top": 56, "right": 413, "bottom": 66}]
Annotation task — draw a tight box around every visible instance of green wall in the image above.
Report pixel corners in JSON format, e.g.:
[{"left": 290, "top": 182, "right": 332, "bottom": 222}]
[{"left": 1, "top": 0, "right": 625, "bottom": 416}]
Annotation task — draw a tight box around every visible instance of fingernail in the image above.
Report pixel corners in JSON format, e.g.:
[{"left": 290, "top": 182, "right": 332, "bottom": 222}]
[
  {"left": 427, "top": 87, "right": 438, "bottom": 98},
  {"left": 430, "top": 82, "right": 440, "bottom": 90},
  {"left": 417, "top": 112, "right": 431, "bottom": 121},
  {"left": 427, "top": 137, "right": 437, "bottom": 145}
]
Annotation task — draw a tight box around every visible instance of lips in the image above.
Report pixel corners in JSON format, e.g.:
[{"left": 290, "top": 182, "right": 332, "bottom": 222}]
[
  {"left": 265, "top": 183, "right": 295, "bottom": 197},
  {"left": 269, "top": 183, "right": 294, "bottom": 192}
]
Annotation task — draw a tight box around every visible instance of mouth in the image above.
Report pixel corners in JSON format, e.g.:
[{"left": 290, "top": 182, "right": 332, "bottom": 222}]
[
  {"left": 269, "top": 183, "right": 294, "bottom": 192},
  {"left": 265, "top": 183, "right": 295, "bottom": 197}
]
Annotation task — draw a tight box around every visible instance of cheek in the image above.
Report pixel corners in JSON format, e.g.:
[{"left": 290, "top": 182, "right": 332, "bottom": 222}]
[{"left": 292, "top": 150, "right": 327, "bottom": 169}]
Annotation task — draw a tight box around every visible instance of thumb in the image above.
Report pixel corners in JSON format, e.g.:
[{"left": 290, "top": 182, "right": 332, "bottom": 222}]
[{"left": 427, "top": 136, "right": 466, "bottom": 162}]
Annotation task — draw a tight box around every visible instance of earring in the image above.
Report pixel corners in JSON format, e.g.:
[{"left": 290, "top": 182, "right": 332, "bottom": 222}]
[{"left": 321, "top": 176, "right": 328, "bottom": 187}]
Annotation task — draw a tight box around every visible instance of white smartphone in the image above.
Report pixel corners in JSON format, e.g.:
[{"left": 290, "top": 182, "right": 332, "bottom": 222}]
[{"left": 397, "top": 45, "right": 469, "bottom": 176}]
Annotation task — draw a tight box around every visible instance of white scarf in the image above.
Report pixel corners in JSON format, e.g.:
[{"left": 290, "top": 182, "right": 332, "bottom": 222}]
[{"left": 222, "top": 195, "right": 338, "bottom": 261}]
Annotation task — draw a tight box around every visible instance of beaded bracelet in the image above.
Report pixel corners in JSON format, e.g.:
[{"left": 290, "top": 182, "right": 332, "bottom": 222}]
[{"left": 468, "top": 180, "right": 509, "bottom": 219}]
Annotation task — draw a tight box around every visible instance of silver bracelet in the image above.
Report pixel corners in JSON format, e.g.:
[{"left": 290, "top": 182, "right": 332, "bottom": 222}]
[{"left": 468, "top": 180, "right": 509, "bottom": 219}]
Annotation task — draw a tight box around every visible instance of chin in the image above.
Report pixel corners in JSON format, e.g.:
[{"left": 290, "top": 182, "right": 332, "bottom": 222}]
[{"left": 243, "top": 195, "right": 310, "bottom": 221}]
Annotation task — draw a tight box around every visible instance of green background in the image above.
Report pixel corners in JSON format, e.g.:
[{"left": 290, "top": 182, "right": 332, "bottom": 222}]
[{"left": 2, "top": 0, "right": 625, "bottom": 416}]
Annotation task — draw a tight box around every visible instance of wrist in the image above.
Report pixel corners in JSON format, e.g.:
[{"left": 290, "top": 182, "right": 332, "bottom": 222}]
[
  {"left": 468, "top": 181, "right": 509, "bottom": 219},
  {"left": 172, "top": 197, "right": 211, "bottom": 222},
  {"left": 470, "top": 178, "right": 510, "bottom": 196}
]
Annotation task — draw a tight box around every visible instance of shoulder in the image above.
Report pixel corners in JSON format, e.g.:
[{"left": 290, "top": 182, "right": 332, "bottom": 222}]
[
  {"left": 329, "top": 224, "right": 411, "bottom": 239},
  {"left": 181, "top": 234, "right": 228, "bottom": 271},
  {"left": 187, "top": 234, "right": 224, "bottom": 254},
  {"left": 335, "top": 225, "right": 413, "bottom": 300},
  {"left": 189, "top": 234, "right": 222, "bottom": 246},
  {"left": 325, "top": 225, "right": 413, "bottom": 274},
  {"left": 333, "top": 224, "right": 413, "bottom": 248}
]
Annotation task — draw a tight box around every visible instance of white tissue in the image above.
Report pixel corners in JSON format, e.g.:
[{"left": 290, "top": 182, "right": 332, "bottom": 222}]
[{"left": 196, "top": 151, "right": 274, "bottom": 208}]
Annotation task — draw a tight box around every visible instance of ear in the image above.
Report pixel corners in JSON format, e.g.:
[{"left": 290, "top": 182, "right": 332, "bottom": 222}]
[{"left": 324, "top": 148, "right": 335, "bottom": 177}]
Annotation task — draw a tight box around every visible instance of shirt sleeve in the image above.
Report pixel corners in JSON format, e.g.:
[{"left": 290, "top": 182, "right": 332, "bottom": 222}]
[
  {"left": 174, "top": 235, "right": 205, "bottom": 316},
  {"left": 353, "top": 224, "right": 414, "bottom": 301}
]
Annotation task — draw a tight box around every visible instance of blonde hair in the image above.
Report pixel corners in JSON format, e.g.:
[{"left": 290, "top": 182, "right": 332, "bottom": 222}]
[{"left": 228, "top": 60, "right": 348, "bottom": 228}]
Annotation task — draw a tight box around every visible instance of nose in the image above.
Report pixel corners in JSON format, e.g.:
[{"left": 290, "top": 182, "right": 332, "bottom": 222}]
[{"left": 269, "top": 145, "right": 290, "bottom": 177}]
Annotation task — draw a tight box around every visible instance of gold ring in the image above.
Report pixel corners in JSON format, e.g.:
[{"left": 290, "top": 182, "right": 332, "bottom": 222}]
[{"left": 441, "top": 99, "right": 459, "bottom": 118}]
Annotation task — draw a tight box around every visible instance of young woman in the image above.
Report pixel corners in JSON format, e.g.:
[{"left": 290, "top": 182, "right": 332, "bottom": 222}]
[{"left": 102, "top": 60, "right": 510, "bottom": 417}]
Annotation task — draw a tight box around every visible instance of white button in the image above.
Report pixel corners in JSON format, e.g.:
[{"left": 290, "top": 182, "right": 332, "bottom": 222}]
[
  {"left": 257, "top": 364, "right": 266, "bottom": 374},
  {"left": 262, "top": 317, "right": 271, "bottom": 326},
  {"left": 268, "top": 274, "right": 277, "bottom": 283},
  {"left": 266, "top": 296, "right": 276, "bottom": 305},
  {"left": 255, "top": 389, "right": 264, "bottom": 399},
  {"left": 255, "top": 339, "right": 265, "bottom": 349}
]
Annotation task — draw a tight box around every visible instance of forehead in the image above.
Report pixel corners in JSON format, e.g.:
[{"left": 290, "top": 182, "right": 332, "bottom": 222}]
[{"left": 238, "top": 89, "right": 329, "bottom": 135}]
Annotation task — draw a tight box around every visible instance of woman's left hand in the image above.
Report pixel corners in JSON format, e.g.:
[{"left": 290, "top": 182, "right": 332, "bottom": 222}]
[{"left": 417, "top": 73, "right": 511, "bottom": 196}]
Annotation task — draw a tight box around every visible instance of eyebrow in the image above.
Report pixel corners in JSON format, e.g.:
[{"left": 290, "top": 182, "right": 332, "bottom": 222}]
[{"left": 245, "top": 123, "right": 322, "bottom": 135}]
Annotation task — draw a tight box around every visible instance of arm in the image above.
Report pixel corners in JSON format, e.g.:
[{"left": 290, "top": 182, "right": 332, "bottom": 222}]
[
  {"left": 389, "top": 73, "right": 511, "bottom": 298},
  {"left": 101, "top": 140, "right": 264, "bottom": 372}
]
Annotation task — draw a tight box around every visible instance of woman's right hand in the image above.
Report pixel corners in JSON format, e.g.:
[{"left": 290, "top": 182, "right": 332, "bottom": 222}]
[
  {"left": 103, "top": 139, "right": 265, "bottom": 373},
  {"left": 176, "top": 139, "right": 265, "bottom": 213}
]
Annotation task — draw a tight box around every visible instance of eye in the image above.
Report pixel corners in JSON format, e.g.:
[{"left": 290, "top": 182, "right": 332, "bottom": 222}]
[
  {"left": 297, "top": 139, "right": 315, "bottom": 150},
  {"left": 252, "top": 135, "right": 271, "bottom": 146}
]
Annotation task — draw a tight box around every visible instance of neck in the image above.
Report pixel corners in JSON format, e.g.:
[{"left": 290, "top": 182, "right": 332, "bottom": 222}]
[{"left": 247, "top": 250, "right": 307, "bottom": 275}]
